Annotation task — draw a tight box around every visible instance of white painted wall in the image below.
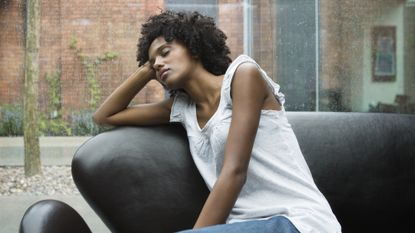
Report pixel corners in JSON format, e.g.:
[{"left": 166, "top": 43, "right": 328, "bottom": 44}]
[{"left": 404, "top": 6, "right": 415, "bottom": 102}]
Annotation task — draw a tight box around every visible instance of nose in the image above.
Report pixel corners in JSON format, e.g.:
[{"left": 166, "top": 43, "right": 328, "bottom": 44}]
[{"left": 152, "top": 56, "right": 164, "bottom": 71}]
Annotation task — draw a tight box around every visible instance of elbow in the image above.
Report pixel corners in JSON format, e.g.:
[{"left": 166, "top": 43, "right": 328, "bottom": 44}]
[
  {"left": 92, "top": 112, "right": 107, "bottom": 126},
  {"left": 234, "top": 169, "right": 248, "bottom": 185},
  {"left": 222, "top": 166, "right": 248, "bottom": 186}
]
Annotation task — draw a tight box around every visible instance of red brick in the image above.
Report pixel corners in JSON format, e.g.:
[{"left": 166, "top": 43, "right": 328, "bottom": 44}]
[{"left": 0, "top": 0, "right": 266, "bottom": 119}]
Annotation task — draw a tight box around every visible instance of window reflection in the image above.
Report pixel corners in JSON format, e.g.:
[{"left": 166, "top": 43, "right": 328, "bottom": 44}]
[{"left": 317, "top": 0, "right": 415, "bottom": 114}]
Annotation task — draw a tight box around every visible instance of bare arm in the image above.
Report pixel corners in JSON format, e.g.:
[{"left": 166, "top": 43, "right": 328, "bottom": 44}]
[
  {"left": 193, "top": 63, "right": 269, "bottom": 228},
  {"left": 93, "top": 63, "right": 173, "bottom": 127}
]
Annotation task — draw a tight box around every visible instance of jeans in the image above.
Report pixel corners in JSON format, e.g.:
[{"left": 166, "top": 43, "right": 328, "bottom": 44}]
[{"left": 176, "top": 216, "right": 300, "bottom": 233}]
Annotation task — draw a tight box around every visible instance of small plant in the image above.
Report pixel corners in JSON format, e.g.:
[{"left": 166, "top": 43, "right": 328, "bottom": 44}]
[
  {"left": 39, "top": 70, "right": 72, "bottom": 136},
  {"left": 69, "top": 36, "right": 118, "bottom": 109},
  {"left": 39, "top": 116, "right": 72, "bottom": 136},
  {"left": 101, "top": 51, "right": 118, "bottom": 61},
  {"left": 71, "top": 109, "right": 110, "bottom": 136},
  {"left": 45, "top": 70, "right": 62, "bottom": 116},
  {"left": 69, "top": 36, "right": 78, "bottom": 50}
]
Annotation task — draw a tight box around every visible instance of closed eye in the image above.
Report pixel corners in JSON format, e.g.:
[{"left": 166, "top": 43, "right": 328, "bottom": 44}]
[
  {"left": 148, "top": 43, "right": 171, "bottom": 67},
  {"left": 161, "top": 47, "right": 170, "bottom": 57}
]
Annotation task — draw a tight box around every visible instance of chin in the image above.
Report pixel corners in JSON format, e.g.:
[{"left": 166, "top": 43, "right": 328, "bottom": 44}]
[
  {"left": 163, "top": 82, "right": 176, "bottom": 91},
  {"left": 164, "top": 79, "right": 182, "bottom": 90}
]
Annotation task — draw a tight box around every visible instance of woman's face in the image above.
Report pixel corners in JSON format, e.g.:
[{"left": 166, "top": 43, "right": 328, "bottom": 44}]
[{"left": 148, "top": 36, "right": 197, "bottom": 89}]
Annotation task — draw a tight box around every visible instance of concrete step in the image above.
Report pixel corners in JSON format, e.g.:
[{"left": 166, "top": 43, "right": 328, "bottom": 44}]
[{"left": 0, "top": 137, "right": 91, "bottom": 166}]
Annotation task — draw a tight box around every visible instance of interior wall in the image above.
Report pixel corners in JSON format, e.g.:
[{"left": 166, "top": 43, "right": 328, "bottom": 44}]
[
  {"left": 320, "top": 0, "right": 409, "bottom": 112},
  {"left": 359, "top": 2, "right": 405, "bottom": 111},
  {"left": 404, "top": 6, "right": 415, "bottom": 103}
]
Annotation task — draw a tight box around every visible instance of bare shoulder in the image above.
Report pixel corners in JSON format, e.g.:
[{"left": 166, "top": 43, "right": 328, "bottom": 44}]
[
  {"left": 232, "top": 62, "right": 268, "bottom": 93},
  {"left": 234, "top": 62, "right": 261, "bottom": 78}
]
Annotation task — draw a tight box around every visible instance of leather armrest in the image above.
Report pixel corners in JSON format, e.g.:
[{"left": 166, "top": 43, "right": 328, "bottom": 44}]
[
  {"left": 72, "top": 124, "right": 209, "bottom": 233},
  {"left": 19, "top": 199, "right": 91, "bottom": 233}
]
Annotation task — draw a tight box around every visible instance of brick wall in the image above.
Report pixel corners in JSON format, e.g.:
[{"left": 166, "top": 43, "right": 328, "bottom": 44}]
[
  {"left": 0, "top": 0, "right": 25, "bottom": 105},
  {"left": 252, "top": 0, "right": 277, "bottom": 80},
  {"left": 0, "top": 0, "right": 269, "bottom": 119},
  {"left": 57, "top": 0, "right": 166, "bottom": 118},
  {"left": 218, "top": 0, "right": 243, "bottom": 60},
  {"left": 0, "top": 0, "right": 166, "bottom": 119},
  {"left": 218, "top": 0, "right": 277, "bottom": 79}
]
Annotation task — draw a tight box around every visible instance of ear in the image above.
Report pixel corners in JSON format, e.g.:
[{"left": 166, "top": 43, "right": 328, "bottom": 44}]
[{"left": 192, "top": 54, "right": 201, "bottom": 64}]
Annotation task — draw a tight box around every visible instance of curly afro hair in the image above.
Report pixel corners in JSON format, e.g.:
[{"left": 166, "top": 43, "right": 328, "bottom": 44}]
[{"left": 137, "top": 11, "right": 232, "bottom": 76}]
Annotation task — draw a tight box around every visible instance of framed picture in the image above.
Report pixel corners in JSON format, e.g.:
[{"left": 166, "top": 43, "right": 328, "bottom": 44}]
[{"left": 371, "top": 26, "right": 396, "bottom": 82}]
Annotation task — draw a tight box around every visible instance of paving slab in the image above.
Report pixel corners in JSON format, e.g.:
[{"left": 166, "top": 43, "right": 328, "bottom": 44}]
[{"left": 0, "top": 136, "right": 108, "bottom": 233}]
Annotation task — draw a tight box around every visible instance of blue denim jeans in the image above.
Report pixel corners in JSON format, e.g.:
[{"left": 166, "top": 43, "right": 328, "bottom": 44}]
[{"left": 176, "top": 216, "right": 300, "bottom": 233}]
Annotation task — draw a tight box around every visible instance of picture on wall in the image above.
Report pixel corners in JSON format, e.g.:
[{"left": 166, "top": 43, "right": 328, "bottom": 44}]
[{"left": 371, "top": 26, "right": 396, "bottom": 82}]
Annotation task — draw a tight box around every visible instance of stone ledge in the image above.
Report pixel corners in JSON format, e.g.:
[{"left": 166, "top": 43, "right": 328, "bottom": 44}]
[{"left": 0, "top": 137, "right": 91, "bottom": 166}]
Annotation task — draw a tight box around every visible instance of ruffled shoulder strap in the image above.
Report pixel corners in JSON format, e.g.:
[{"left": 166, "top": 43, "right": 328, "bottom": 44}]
[
  {"left": 170, "top": 91, "right": 191, "bottom": 123},
  {"left": 222, "top": 55, "right": 285, "bottom": 107}
]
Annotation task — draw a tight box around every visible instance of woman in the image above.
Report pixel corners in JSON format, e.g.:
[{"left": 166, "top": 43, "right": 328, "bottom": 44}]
[{"left": 93, "top": 11, "right": 341, "bottom": 233}]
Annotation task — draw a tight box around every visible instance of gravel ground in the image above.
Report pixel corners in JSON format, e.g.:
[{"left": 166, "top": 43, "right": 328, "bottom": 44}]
[{"left": 0, "top": 166, "right": 79, "bottom": 196}]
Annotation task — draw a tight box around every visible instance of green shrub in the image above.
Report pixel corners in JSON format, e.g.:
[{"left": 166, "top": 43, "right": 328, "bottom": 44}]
[
  {"left": 71, "top": 109, "right": 109, "bottom": 136},
  {"left": 39, "top": 116, "right": 72, "bottom": 136},
  {"left": 0, "top": 104, "right": 24, "bottom": 136},
  {"left": 0, "top": 105, "right": 110, "bottom": 136},
  {"left": 38, "top": 70, "right": 72, "bottom": 136}
]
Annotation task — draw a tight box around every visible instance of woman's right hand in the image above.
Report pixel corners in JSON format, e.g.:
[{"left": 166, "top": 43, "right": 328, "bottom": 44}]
[
  {"left": 92, "top": 60, "right": 171, "bottom": 126},
  {"left": 139, "top": 61, "right": 157, "bottom": 81}
]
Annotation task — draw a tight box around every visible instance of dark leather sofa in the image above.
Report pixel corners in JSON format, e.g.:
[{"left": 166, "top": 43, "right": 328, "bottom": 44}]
[{"left": 20, "top": 112, "right": 415, "bottom": 233}]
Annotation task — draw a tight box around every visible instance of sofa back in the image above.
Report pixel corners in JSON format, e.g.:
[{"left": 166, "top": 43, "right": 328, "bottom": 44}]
[
  {"left": 287, "top": 112, "right": 415, "bottom": 232},
  {"left": 72, "top": 112, "right": 415, "bottom": 233}
]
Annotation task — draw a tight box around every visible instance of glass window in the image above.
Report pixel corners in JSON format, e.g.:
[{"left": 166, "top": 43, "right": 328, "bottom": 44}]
[
  {"left": 275, "top": 0, "right": 318, "bottom": 111},
  {"left": 1, "top": 0, "right": 414, "bottom": 137},
  {"left": 248, "top": 0, "right": 415, "bottom": 113},
  {"left": 166, "top": 0, "right": 218, "bottom": 20}
]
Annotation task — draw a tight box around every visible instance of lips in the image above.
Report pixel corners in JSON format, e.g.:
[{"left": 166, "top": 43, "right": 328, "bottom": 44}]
[{"left": 159, "top": 68, "right": 170, "bottom": 82}]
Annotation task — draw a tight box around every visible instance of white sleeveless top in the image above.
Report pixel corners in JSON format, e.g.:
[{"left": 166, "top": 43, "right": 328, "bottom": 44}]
[{"left": 170, "top": 55, "right": 341, "bottom": 233}]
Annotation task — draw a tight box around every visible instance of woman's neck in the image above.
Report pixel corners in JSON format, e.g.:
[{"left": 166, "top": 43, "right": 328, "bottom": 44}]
[{"left": 183, "top": 66, "right": 224, "bottom": 106}]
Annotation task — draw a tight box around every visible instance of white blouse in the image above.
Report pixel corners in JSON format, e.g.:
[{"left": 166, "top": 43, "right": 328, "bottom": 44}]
[{"left": 170, "top": 55, "right": 341, "bottom": 233}]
